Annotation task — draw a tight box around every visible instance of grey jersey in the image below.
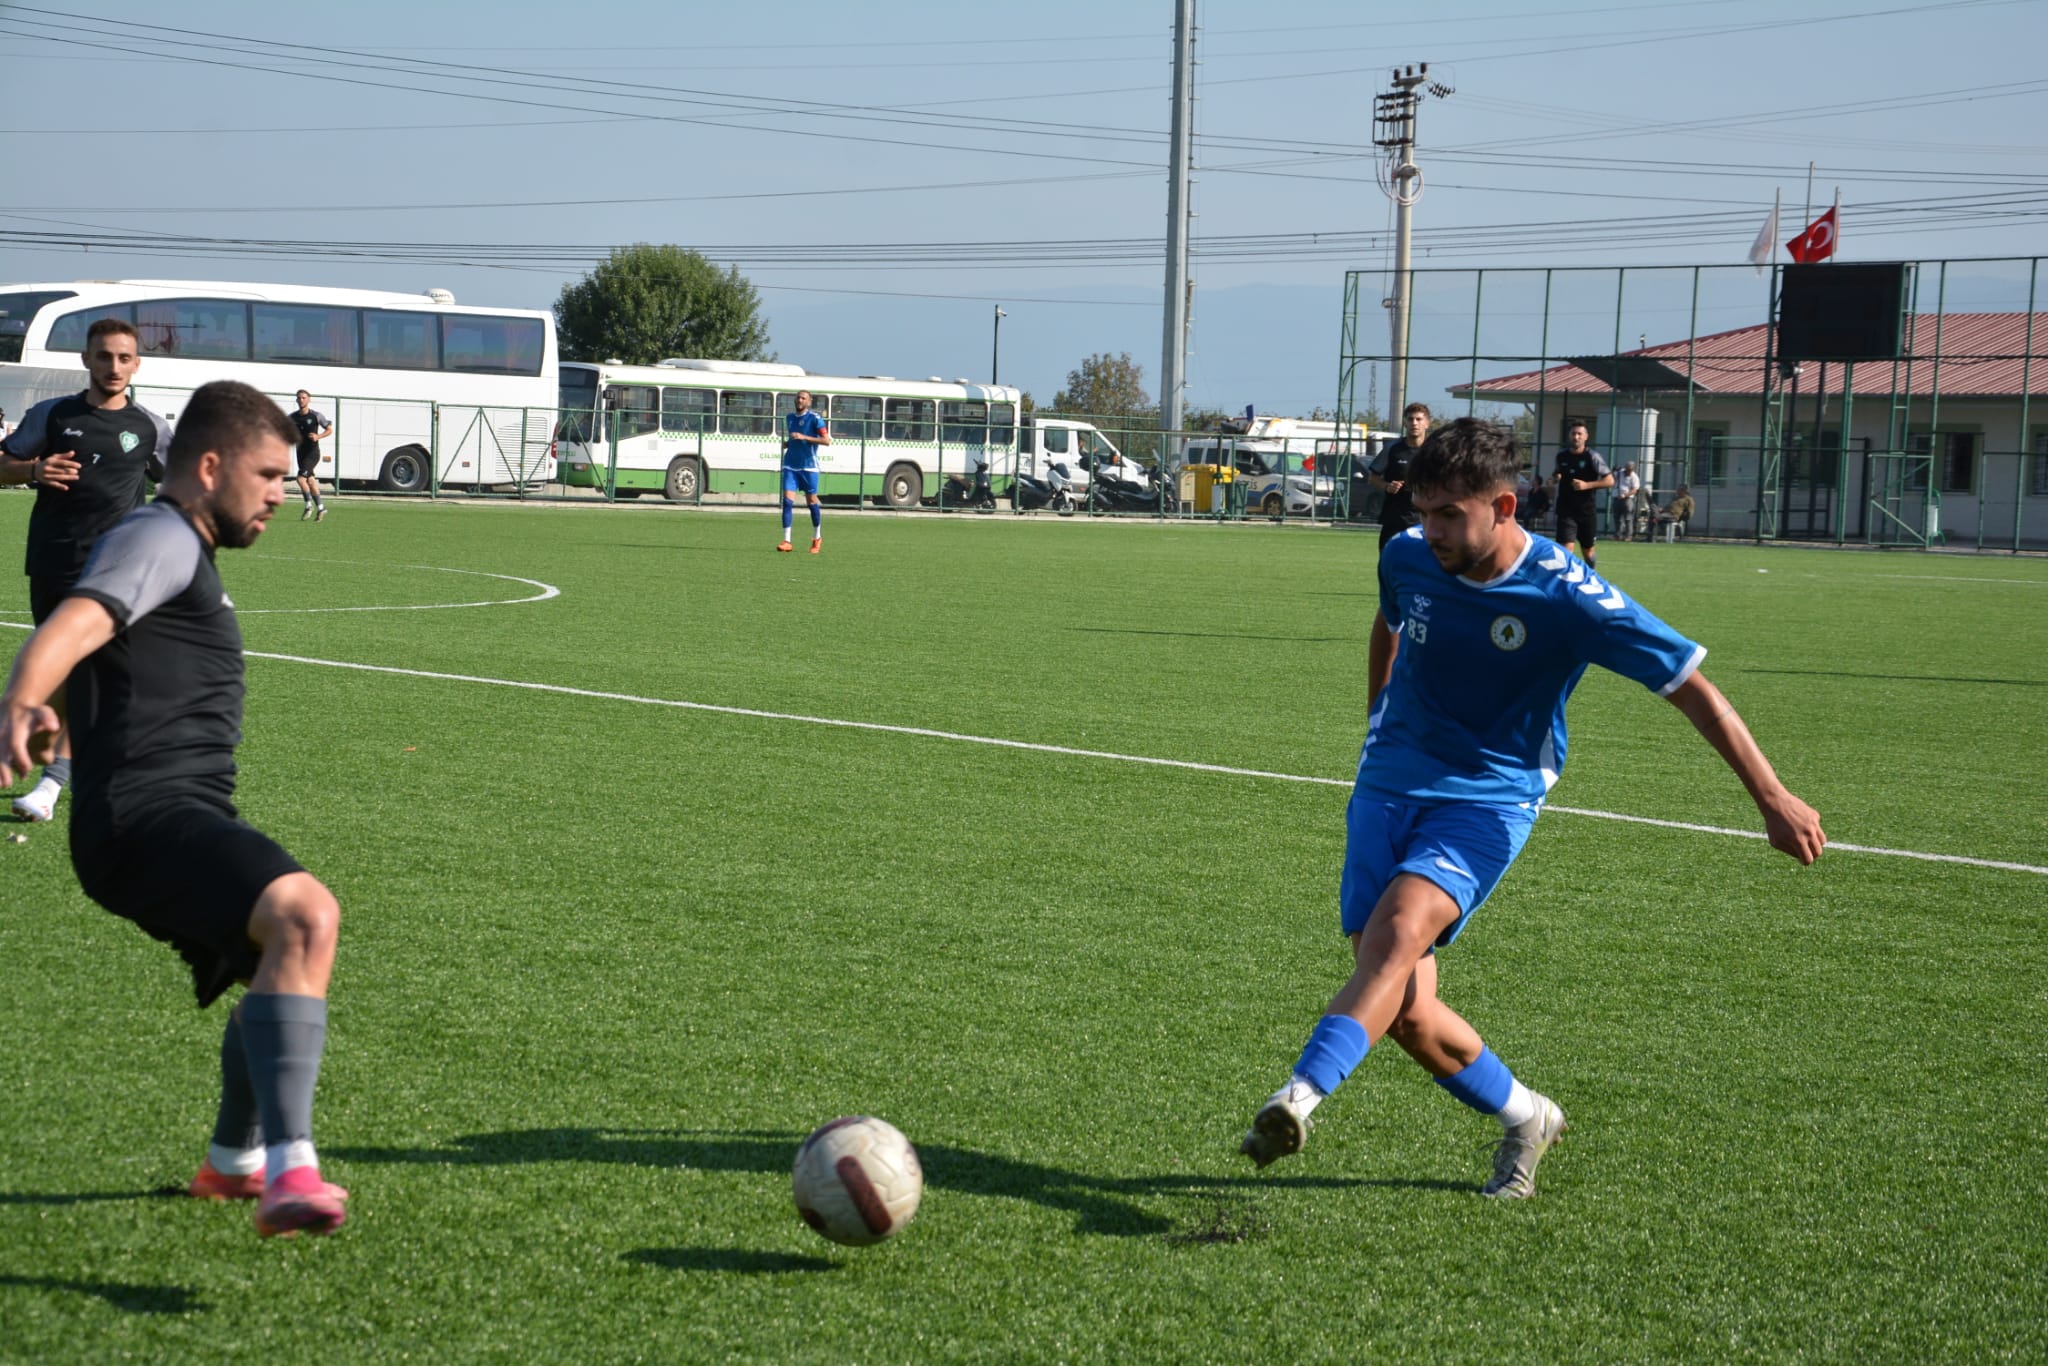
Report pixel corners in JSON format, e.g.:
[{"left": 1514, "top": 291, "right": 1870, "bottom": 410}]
[{"left": 67, "top": 500, "right": 245, "bottom": 813}]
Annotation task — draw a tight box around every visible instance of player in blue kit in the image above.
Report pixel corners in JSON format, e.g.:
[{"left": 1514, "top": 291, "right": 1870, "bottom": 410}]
[
  {"left": 778, "top": 389, "right": 830, "bottom": 554},
  {"left": 1240, "top": 418, "right": 1825, "bottom": 1197}
]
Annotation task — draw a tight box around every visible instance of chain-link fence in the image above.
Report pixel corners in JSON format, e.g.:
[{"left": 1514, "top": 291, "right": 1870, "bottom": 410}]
[{"left": 1337, "top": 255, "right": 2048, "bottom": 552}]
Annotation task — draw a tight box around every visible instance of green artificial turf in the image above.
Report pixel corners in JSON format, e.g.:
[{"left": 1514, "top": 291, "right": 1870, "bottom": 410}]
[{"left": 1, "top": 495, "right": 2043, "bottom": 1362}]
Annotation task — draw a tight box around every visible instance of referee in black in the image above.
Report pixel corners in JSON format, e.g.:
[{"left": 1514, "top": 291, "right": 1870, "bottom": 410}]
[
  {"left": 0, "top": 317, "right": 170, "bottom": 823},
  {"left": 2, "top": 380, "right": 349, "bottom": 1239},
  {"left": 1365, "top": 402, "right": 1434, "bottom": 698},
  {"left": 1550, "top": 418, "right": 1615, "bottom": 569}
]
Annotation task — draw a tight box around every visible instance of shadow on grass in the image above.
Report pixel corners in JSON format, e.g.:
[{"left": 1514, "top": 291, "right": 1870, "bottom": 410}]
[
  {"left": 1066, "top": 626, "right": 1360, "bottom": 645},
  {"left": 624, "top": 1247, "right": 836, "bottom": 1275},
  {"left": 1737, "top": 665, "right": 2046, "bottom": 688},
  {"left": 0, "top": 1274, "right": 204, "bottom": 1315},
  {"left": 0, "top": 1189, "right": 164, "bottom": 1207},
  {"left": 326, "top": 1127, "right": 1386, "bottom": 1238}
]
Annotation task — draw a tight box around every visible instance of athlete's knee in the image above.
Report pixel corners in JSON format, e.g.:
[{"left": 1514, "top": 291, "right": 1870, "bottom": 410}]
[
  {"left": 252, "top": 873, "right": 339, "bottom": 957},
  {"left": 781, "top": 494, "right": 794, "bottom": 512}
]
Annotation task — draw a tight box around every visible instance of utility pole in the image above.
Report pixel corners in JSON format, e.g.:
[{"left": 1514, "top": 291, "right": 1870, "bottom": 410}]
[
  {"left": 1159, "top": 0, "right": 1195, "bottom": 441},
  {"left": 992, "top": 305, "right": 1006, "bottom": 386},
  {"left": 1373, "top": 64, "right": 1448, "bottom": 422}
]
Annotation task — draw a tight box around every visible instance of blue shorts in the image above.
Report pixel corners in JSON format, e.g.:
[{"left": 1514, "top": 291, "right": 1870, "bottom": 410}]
[
  {"left": 781, "top": 466, "right": 819, "bottom": 496},
  {"left": 1339, "top": 794, "right": 1539, "bottom": 946}
]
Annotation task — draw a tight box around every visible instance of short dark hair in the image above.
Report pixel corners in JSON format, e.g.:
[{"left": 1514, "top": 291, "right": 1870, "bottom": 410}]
[
  {"left": 167, "top": 380, "right": 299, "bottom": 474},
  {"left": 1403, "top": 401, "right": 1432, "bottom": 421},
  {"left": 85, "top": 316, "right": 137, "bottom": 348},
  {"left": 1409, "top": 417, "right": 1520, "bottom": 500},
  {"left": 1566, "top": 418, "right": 1589, "bottom": 432}
]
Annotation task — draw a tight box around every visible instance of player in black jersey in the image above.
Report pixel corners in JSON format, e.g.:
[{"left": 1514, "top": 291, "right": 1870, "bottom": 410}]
[
  {"left": 1, "top": 380, "right": 349, "bottom": 1239},
  {"left": 1550, "top": 419, "right": 1615, "bottom": 569},
  {"left": 289, "top": 390, "right": 331, "bottom": 521},
  {"left": 0, "top": 317, "right": 170, "bottom": 822}
]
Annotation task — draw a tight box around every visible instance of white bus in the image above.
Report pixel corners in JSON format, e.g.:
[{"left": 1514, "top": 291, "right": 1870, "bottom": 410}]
[
  {"left": 557, "top": 358, "right": 1056, "bottom": 506},
  {"left": 0, "top": 280, "right": 558, "bottom": 492}
]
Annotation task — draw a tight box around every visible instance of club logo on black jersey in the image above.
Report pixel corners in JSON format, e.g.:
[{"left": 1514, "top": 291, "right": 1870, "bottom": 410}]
[
  {"left": 119, "top": 431, "right": 140, "bottom": 453},
  {"left": 1490, "top": 615, "right": 1528, "bottom": 651}
]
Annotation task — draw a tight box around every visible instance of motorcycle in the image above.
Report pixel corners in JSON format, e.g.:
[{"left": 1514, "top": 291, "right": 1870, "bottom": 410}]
[
  {"left": 1088, "top": 470, "right": 1175, "bottom": 515},
  {"left": 940, "top": 458, "right": 997, "bottom": 512},
  {"left": 1011, "top": 459, "right": 1078, "bottom": 515}
]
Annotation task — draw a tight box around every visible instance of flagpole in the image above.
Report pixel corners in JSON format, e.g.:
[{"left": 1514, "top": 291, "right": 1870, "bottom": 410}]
[
  {"left": 1831, "top": 186, "right": 1842, "bottom": 260},
  {"left": 1773, "top": 187, "right": 1782, "bottom": 264},
  {"left": 1803, "top": 161, "right": 1815, "bottom": 232}
]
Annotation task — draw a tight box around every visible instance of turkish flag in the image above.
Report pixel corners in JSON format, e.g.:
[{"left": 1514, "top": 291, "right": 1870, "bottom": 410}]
[{"left": 1786, "top": 207, "right": 1839, "bottom": 264}]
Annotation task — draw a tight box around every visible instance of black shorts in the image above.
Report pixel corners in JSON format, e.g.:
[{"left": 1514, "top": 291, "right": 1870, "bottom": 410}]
[
  {"left": 29, "top": 574, "right": 72, "bottom": 625},
  {"left": 70, "top": 797, "right": 306, "bottom": 1008},
  {"left": 1556, "top": 503, "right": 1599, "bottom": 548},
  {"left": 296, "top": 447, "right": 322, "bottom": 478}
]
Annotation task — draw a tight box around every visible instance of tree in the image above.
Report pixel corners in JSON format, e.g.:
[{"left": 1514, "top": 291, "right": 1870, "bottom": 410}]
[
  {"left": 554, "top": 244, "right": 772, "bottom": 365},
  {"left": 1052, "top": 352, "right": 1152, "bottom": 418}
]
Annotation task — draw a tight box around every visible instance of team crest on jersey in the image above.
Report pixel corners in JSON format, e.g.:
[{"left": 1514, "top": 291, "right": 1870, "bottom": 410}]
[
  {"left": 1489, "top": 614, "right": 1527, "bottom": 651},
  {"left": 119, "top": 431, "right": 140, "bottom": 453}
]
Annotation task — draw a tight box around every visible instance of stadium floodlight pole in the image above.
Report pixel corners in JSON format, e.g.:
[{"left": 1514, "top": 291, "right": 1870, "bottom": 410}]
[
  {"left": 1159, "top": 0, "right": 1196, "bottom": 441},
  {"left": 992, "top": 305, "right": 1006, "bottom": 386},
  {"left": 1374, "top": 65, "right": 1435, "bottom": 422}
]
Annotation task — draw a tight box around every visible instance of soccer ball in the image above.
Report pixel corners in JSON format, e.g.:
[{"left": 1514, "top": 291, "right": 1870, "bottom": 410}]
[{"left": 791, "top": 1116, "right": 923, "bottom": 1247}]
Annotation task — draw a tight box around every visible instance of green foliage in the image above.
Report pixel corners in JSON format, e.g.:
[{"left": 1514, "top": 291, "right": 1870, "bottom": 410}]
[
  {"left": 0, "top": 498, "right": 2043, "bottom": 1361},
  {"left": 1052, "top": 351, "right": 1152, "bottom": 418},
  {"left": 554, "top": 243, "right": 772, "bottom": 365}
]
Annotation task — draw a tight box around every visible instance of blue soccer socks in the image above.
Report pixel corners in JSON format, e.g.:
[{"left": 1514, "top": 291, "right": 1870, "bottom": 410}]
[
  {"left": 1292, "top": 1014, "right": 1370, "bottom": 1099},
  {"left": 1436, "top": 1046, "right": 1540, "bottom": 1128}
]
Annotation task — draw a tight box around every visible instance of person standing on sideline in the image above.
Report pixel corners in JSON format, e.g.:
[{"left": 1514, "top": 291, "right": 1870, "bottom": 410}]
[
  {"left": 1239, "top": 418, "right": 1824, "bottom": 1198},
  {"left": 1612, "top": 462, "right": 1642, "bottom": 540},
  {"left": 1365, "top": 402, "right": 1434, "bottom": 702},
  {"left": 0, "top": 408, "right": 12, "bottom": 440},
  {"left": 1, "top": 380, "right": 349, "bottom": 1238},
  {"left": 778, "top": 389, "right": 829, "bottom": 553},
  {"left": 289, "top": 390, "right": 332, "bottom": 521},
  {"left": 1551, "top": 418, "right": 1614, "bottom": 568},
  {"left": 0, "top": 317, "right": 170, "bottom": 823}
]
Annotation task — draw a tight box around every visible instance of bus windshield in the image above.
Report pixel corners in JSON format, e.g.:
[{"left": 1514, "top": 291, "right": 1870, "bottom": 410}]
[{"left": 0, "top": 291, "right": 77, "bottom": 363}]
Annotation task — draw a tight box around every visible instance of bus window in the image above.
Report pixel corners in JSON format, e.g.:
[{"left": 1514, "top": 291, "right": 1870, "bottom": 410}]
[
  {"left": 557, "top": 367, "right": 599, "bottom": 443},
  {"left": 661, "top": 386, "right": 715, "bottom": 434},
  {"left": 941, "top": 399, "right": 988, "bottom": 446},
  {"left": 252, "top": 303, "right": 360, "bottom": 366},
  {"left": 364, "top": 310, "right": 439, "bottom": 369},
  {"left": 610, "top": 385, "right": 659, "bottom": 441},
  {"left": 0, "top": 291, "right": 78, "bottom": 362},
  {"left": 135, "top": 299, "right": 249, "bottom": 360},
  {"left": 45, "top": 303, "right": 132, "bottom": 354},
  {"left": 831, "top": 395, "right": 881, "bottom": 440},
  {"left": 885, "top": 397, "right": 934, "bottom": 442},
  {"left": 988, "top": 402, "right": 1016, "bottom": 448},
  {"left": 720, "top": 389, "right": 773, "bottom": 436},
  {"left": 442, "top": 314, "right": 544, "bottom": 375}
]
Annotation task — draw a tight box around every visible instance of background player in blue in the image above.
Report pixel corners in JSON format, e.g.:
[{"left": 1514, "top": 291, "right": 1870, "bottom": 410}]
[
  {"left": 0, "top": 317, "right": 170, "bottom": 822},
  {"left": 1240, "top": 418, "right": 1825, "bottom": 1198},
  {"left": 778, "top": 389, "right": 830, "bottom": 554}
]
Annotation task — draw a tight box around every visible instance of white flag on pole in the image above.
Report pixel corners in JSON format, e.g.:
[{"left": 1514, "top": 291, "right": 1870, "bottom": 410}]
[{"left": 1748, "top": 192, "right": 1781, "bottom": 273}]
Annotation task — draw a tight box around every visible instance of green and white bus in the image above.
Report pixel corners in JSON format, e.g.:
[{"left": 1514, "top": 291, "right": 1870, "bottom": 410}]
[{"left": 556, "top": 358, "right": 1035, "bottom": 507}]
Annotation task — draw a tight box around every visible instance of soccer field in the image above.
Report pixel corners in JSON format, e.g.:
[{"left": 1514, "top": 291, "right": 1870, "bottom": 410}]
[{"left": 1, "top": 496, "right": 2043, "bottom": 1363}]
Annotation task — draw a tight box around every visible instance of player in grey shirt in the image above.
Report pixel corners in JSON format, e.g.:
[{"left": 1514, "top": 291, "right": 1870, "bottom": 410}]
[{"left": 1, "top": 380, "right": 350, "bottom": 1239}]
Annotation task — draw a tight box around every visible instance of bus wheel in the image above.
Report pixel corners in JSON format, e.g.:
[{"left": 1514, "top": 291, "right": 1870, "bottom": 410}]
[
  {"left": 882, "top": 463, "right": 923, "bottom": 509},
  {"left": 1261, "top": 492, "right": 1284, "bottom": 518},
  {"left": 379, "top": 446, "right": 430, "bottom": 493},
  {"left": 663, "top": 456, "right": 703, "bottom": 502}
]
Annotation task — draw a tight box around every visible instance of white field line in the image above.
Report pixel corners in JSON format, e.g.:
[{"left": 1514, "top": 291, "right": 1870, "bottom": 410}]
[
  {"left": 3, "top": 623, "right": 2040, "bottom": 880},
  {"left": 1873, "top": 574, "right": 2046, "bottom": 585},
  {"left": 0, "top": 563, "right": 559, "bottom": 619}
]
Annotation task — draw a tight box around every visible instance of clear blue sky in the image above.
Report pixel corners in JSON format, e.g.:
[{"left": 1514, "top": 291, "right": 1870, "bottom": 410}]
[{"left": 3, "top": 0, "right": 2044, "bottom": 411}]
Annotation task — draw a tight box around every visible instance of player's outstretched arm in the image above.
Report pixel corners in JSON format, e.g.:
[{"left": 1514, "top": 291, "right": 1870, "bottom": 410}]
[
  {"left": 0, "top": 597, "right": 117, "bottom": 784},
  {"left": 1666, "top": 672, "right": 1825, "bottom": 865}
]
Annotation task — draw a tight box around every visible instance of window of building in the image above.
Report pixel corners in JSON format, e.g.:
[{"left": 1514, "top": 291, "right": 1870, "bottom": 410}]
[
  {"left": 2032, "top": 429, "right": 2048, "bottom": 496},
  {"left": 252, "top": 304, "right": 360, "bottom": 366},
  {"left": 885, "top": 397, "right": 934, "bottom": 442},
  {"left": 1908, "top": 432, "right": 1978, "bottom": 493},
  {"left": 1691, "top": 423, "right": 1731, "bottom": 485}
]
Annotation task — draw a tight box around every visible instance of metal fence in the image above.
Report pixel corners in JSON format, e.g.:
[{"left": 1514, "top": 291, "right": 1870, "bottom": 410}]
[{"left": 1335, "top": 255, "right": 2048, "bottom": 552}]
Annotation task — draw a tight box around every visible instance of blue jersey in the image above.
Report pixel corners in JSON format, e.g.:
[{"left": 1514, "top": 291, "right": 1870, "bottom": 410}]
[
  {"left": 784, "top": 410, "right": 825, "bottom": 469},
  {"left": 1361, "top": 527, "right": 1704, "bottom": 805}
]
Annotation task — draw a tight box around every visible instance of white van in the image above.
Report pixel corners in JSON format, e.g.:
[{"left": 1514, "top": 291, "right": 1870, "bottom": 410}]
[{"left": 1012, "top": 416, "right": 1143, "bottom": 495}]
